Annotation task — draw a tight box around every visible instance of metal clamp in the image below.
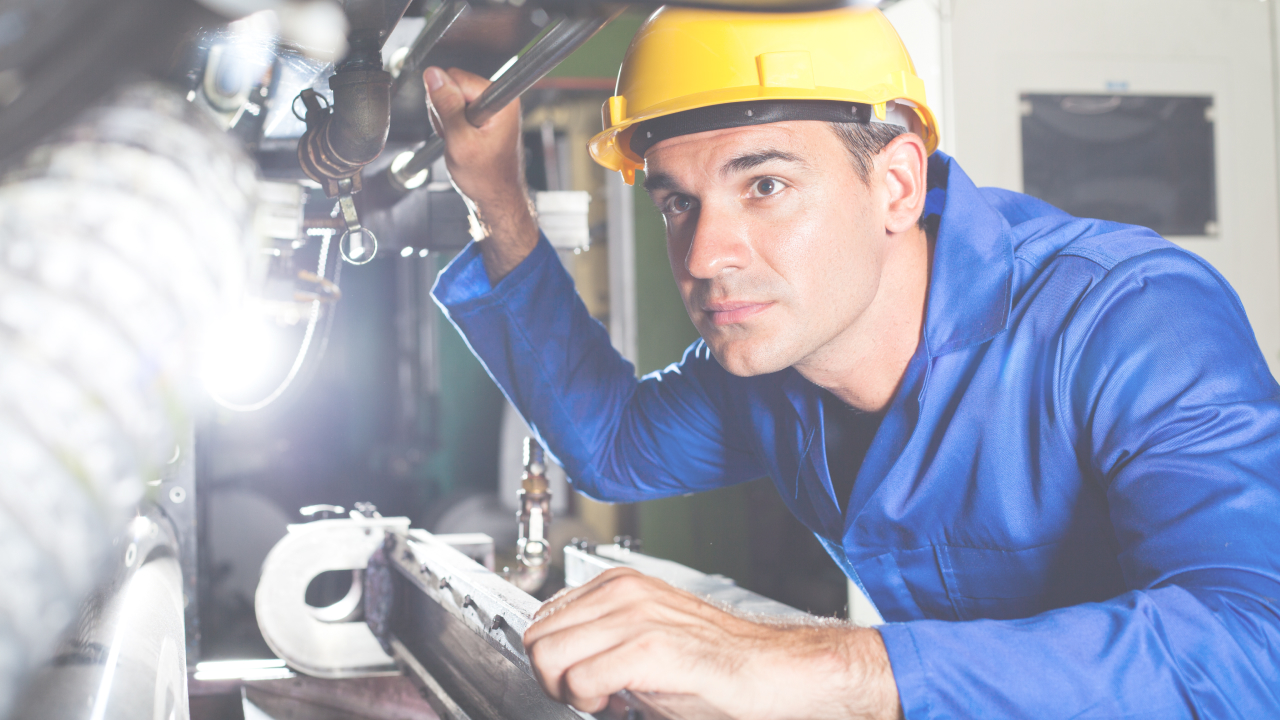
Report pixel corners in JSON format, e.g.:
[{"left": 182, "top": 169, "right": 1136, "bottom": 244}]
[{"left": 337, "top": 177, "right": 378, "bottom": 265}]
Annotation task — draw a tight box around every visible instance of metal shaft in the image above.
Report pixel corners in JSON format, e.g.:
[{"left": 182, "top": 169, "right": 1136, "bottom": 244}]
[
  {"left": 390, "top": 0, "right": 469, "bottom": 99},
  {"left": 466, "top": 13, "right": 616, "bottom": 128},
  {"left": 389, "top": 8, "right": 624, "bottom": 191}
]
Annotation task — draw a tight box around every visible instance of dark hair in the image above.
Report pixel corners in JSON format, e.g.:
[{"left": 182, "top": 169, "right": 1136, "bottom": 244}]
[
  {"left": 827, "top": 121, "right": 908, "bottom": 183},
  {"left": 828, "top": 122, "right": 929, "bottom": 229}
]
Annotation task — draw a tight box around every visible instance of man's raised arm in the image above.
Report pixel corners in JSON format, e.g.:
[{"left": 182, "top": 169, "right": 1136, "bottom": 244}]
[
  {"left": 423, "top": 66, "right": 538, "bottom": 283},
  {"left": 424, "top": 66, "right": 762, "bottom": 501}
]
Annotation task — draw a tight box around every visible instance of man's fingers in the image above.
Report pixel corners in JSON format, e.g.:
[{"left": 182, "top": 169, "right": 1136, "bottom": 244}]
[
  {"left": 527, "top": 616, "right": 644, "bottom": 703},
  {"left": 531, "top": 627, "right": 653, "bottom": 713},
  {"left": 560, "top": 637, "right": 685, "bottom": 713},
  {"left": 446, "top": 67, "right": 494, "bottom": 103},
  {"left": 534, "top": 567, "right": 645, "bottom": 622},
  {"left": 424, "top": 66, "right": 517, "bottom": 130},
  {"left": 526, "top": 569, "right": 652, "bottom": 647},
  {"left": 424, "top": 66, "right": 469, "bottom": 136}
]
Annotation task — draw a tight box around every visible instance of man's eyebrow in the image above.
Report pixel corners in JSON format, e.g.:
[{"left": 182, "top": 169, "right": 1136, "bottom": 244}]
[
  {"left": 642, "top": 171, "right": 680, "bottom": 194},
  {"left": 641, "top": 149, "right": 806, "bottom": 192},
  {"left": 720, "top": 149, "right": 808, "bottom": 178}
]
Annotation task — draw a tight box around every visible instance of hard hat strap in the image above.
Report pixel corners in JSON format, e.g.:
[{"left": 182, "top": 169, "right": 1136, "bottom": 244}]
[{"left": 629, "top": 100, "right": 874, "bottom": 157}]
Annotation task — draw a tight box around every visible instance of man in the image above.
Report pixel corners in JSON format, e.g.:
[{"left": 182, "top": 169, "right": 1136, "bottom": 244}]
[{"left": 426, "top": 6, "right": 1280, "bottom": 719}]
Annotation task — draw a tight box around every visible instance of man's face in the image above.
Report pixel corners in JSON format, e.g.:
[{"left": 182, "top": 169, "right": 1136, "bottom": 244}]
[{"left": 643, "top": 121, "right": 891, "bottom": 377}]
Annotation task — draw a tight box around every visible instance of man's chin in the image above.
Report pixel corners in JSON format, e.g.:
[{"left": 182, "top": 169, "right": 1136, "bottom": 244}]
[{"left": 704, "top": 338, "right": 795, "bottom": 377}]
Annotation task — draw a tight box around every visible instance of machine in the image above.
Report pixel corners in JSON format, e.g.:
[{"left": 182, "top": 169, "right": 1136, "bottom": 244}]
[
  {"left": 248, "top": 507, "right": 811, "bottom": 719},
  {"left": 0, "top": 0, "right": 853, "bottom": 718}
]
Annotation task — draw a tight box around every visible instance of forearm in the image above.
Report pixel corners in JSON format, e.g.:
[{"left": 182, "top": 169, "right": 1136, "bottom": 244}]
[
  {"left": 470, "top": 188, "right": 540, "bottom": 285},
  {"left": 422, "top": 65, "right": 539, "bottom": 284},
  {"left": 744, "top": 625, "right": 902, "bottom": 720}
]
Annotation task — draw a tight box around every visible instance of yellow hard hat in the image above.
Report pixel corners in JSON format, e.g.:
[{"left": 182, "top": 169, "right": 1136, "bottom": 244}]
[{"left": 589, "top": 6, "right": 939, "bottom": 184}]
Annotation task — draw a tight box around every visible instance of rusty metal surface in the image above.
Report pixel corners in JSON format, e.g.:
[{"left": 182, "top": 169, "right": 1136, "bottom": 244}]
[{"left": 243, "top": 674, "right": 441, "bottom": 720}]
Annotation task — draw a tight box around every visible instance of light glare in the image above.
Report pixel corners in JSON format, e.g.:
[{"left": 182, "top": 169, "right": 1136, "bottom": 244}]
[{"left": 200, "top": 308, "right": 280, "bottom": 401}]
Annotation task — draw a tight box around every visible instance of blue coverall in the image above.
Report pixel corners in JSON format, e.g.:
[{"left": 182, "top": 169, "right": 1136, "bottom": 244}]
[{"left": 432, "top": 152, "right": 1280, "bottom": 718}]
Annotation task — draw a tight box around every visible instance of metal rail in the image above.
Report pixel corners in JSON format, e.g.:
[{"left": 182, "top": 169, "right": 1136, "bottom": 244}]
[
  {"left": 386, "top": 8, "right": 624, "bottom": 192},
  {"left": 382, "top": 530, "right": 733, "bottom": 720}
]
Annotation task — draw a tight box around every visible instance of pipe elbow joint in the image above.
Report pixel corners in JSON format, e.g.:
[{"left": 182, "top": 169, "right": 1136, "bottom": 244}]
[
  {"left": 327, "top": 69, "right": 392, "bottom": 166},
  {"left": 298, "top": 69, "right": 392, "bottom": 194}
]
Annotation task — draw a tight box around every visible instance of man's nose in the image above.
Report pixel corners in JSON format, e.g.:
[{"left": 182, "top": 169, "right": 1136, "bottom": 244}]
[{"left": 684, "top": 203, "right": 750, "bottom": 280}]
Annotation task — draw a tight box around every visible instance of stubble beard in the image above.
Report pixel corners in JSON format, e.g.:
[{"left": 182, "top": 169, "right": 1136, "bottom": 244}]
[{"left": 684, "top": 275, "right": 801, "bottom": 378}]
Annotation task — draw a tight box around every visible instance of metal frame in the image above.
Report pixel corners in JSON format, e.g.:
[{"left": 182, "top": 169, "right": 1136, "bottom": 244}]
[{"left": 377, "top": 529, "right": 738, "bottom": 720}]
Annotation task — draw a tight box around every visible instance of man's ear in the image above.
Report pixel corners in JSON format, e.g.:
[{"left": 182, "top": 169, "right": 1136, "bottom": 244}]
[{"left": 878, "top": 133, "right": 928, "bottom": 234}]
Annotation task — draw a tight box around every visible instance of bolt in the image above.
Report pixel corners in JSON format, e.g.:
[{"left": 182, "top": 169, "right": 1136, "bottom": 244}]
[
  {"left": 490, "top": 614, "right": 504, "bottom": 631},
  {"left": 462, "top": 595, "right": 475, "bottom": 609},
  {"left": 439, "top": 578, "right": 449, "bottom": 590}
]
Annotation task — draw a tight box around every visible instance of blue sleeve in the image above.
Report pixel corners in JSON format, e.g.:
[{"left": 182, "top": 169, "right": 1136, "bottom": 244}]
[
  {"left": 431, "top": 235, "right": 764, "bottom": 502},
  {"left": 878, "top": 248, "right": 1280, "bottom": 719}
]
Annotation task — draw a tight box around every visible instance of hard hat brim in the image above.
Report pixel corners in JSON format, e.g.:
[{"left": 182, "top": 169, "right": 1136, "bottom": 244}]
[{"left": 590, "top": 87, "right": 940, "bottom": 179}]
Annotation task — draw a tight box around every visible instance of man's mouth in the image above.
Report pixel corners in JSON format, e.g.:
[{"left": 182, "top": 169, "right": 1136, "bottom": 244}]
[{"left": 703, "top": 301, "right": 774, "bottom": 326}]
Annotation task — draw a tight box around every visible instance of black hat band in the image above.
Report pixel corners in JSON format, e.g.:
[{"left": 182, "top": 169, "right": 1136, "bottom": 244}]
[{"left": 628, "top": 99, "right": 873, "bottom": 158}]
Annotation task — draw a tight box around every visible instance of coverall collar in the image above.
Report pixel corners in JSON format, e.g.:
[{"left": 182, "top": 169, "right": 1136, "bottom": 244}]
[
  {"left": 920, "top": 151, "right": 1015, "bottom": 357},
  {"left": 781, "top": 152, "right": 1016, "bottom": 536}
]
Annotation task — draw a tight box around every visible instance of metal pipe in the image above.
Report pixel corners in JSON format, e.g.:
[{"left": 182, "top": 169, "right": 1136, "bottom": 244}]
[
  {"left": 385, "top": 7, "right": 625, "bottom": 193},
  {"left": 328, "top": 70, "right": 394, "bottom": 166},
  {"left": 297, "top": 0, "right": 416, "bottom": 196},
  {"left": 389, "top": 1, "right": 470, "bottom": 100},
  {"left": 342, "top": 0, "right": 416, "bottom": 51},
  {"left": 296, "top": 67, "right": 393, "bottom": 196}
]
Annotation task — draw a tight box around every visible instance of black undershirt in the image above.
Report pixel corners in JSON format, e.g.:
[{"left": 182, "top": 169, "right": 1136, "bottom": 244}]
[{"left": 821, "top": 390, "right": 885, "bottom": 515}]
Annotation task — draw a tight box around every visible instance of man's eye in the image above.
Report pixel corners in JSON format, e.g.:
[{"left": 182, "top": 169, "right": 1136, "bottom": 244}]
[
  {"left": 665, "top": 195, "right": 694, "bottom": 215},
  {"left": 752, "top": 178, "right": 783, "bottom": 197}
]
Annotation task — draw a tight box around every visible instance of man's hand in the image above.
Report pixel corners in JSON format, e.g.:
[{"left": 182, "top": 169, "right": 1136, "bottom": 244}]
[
  {"left": 424, "top": 66, "right": 539, "bottom": 283},
  {"left": 522, "top": 567, "right": 903, "bottom": 720}
]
